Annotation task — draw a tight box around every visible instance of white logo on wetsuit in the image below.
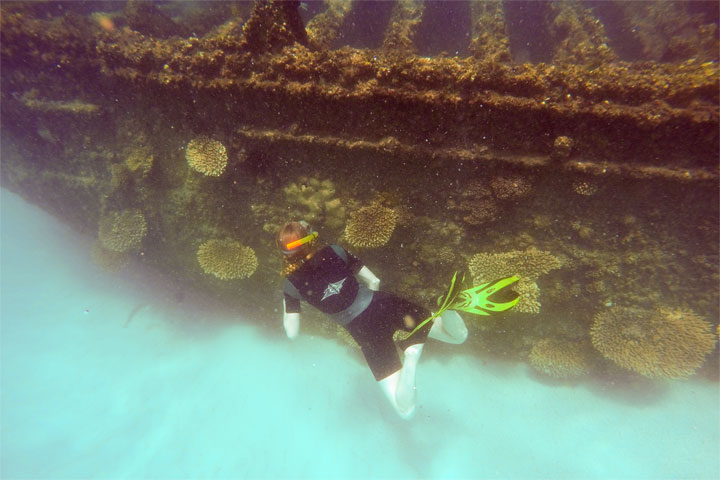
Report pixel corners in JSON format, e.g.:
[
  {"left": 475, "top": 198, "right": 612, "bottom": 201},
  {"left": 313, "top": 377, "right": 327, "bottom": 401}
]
[{"left": 321, "top": 277, "right": 346, "bottom": 302}]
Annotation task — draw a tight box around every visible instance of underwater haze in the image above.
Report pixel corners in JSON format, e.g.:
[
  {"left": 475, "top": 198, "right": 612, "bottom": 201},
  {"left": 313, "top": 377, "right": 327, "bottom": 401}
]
[
  {"left": 1, "top": 188, "right": 719, "bottom": 478},
  {"left": 1, "top": 0, "right": 720, "bottom": 478}
]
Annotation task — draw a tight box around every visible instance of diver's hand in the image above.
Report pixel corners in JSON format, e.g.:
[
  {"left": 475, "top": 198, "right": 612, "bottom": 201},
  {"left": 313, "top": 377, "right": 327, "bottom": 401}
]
[
  {"left": 357, "top": 266, "right": 380, "bottom": 291},
  {"left": 284, "top": 312, "right": 300, "bottom": 339}
]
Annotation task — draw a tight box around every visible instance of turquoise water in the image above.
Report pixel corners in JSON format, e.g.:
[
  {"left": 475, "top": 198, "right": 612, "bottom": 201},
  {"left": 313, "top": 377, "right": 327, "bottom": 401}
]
[{"left": 1, "top": 188, "right": 718, "bottom": 479}]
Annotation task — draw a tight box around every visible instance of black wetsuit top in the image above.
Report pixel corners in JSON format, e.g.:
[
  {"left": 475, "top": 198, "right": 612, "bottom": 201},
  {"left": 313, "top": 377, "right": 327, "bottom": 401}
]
[{"left": 283, "top": 245, "right": 372, "bottom": 324}]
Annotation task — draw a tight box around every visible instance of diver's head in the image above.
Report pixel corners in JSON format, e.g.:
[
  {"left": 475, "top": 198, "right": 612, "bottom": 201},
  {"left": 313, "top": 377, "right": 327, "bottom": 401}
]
[{"left": 277, "top": 220, "right": 318, "bottom": 258}]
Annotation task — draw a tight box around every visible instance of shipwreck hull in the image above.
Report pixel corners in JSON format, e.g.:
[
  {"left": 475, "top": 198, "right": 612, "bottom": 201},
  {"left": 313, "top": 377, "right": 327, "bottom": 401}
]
[{"left": 1, "top": 1, "right": 718, "bottom": 379}]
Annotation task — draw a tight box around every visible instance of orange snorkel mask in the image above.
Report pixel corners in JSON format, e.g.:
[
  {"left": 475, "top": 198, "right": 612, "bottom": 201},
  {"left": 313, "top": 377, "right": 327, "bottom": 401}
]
[{"left": 282, "top": 221, "right": 318, "bottom": 255}]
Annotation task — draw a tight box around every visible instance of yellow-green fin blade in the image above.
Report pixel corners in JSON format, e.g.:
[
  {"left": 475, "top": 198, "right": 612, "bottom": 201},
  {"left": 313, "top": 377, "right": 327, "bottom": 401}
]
[{"left": 452, "top": 275, "right": 520, "bottom": 315}]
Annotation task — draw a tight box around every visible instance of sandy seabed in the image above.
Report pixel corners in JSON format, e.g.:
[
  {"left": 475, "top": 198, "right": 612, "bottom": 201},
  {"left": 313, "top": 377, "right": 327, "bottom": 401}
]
[{"left": 1, "top": 188, "right": 718, "bottom": 480}]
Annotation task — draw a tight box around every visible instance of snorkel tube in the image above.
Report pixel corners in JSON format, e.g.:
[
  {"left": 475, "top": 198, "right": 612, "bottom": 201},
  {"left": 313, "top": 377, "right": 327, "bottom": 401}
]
[
  {"left": 285, "top": 231, "right": 318, "bottom": 251},
  {"left": 282, "top": 220, "right": 318, "bottom": 255}
]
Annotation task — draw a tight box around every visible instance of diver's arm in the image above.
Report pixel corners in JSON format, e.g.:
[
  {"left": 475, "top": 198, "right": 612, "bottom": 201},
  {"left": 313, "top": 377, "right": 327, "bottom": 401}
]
[
  {"left": 283, "top": 299, "right": 300, "bottom": 339},
  {"left": 356, "top": 266, "right": 380, "bottom": 291}
]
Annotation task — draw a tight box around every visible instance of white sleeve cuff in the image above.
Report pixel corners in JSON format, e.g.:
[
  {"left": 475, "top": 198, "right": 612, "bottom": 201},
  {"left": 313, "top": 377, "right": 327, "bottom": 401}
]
[{"left": 357, "top": 266, "right": 380, "bottom": 291}]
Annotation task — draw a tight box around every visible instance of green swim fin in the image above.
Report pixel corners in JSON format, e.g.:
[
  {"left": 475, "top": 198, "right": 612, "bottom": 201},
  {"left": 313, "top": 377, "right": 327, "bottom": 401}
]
[
  {"left": 398, "top": 272, "right": 520, "bottom": 341},
  {"left": 453, "top": 275, "right": 520, "bottom": 316}
]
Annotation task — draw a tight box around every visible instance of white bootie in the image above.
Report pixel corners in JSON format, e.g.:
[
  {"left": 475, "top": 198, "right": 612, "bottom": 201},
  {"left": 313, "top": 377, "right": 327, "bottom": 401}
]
[
  {"left": 378, "top": 343, "right": 424, "bottom": 420},
  {"left": 429, "top": 310, "right": 468, "bottom": 344}
]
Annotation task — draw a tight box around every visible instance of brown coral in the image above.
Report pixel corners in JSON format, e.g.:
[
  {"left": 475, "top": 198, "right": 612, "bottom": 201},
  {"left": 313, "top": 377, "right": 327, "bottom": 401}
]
[
  {"left": 186, "top": 136, "right": 228, "bottom": 176},
  {"left": 436, "top": 246, "right": 456, "bottom": 265},
  {"left": 284, "top": 176, "right": 345, "bottom": 229},
  {"left": 489, "top": 175, "right": 532, "bottom": 200},
  {"left": 451, "top": 180, "right": 498, "bottom": 226},
  {"left": 461, "top": 198, "right": 498, "bottom": 226},
  {"left": 513, "top": 279, "right": 542, "bottom": 314},
  {"left": 468, "top": 248, "right": 562, "bottom": 282},
  {"left": 529, "top": 338, "right": 590, "bottom": 378},
  {"left": 197, "top": 239, "right": 258, "bottom": 280},
  {"left": 125, "top": 145, "right": 153, "bottom": 177},
  {"left": 344, "top": 203, "right": 398, "bottom": 248},
  {"left": 573, "top": 181, "right": 598, "bottom": 196},
  {"left": 468, "top": 248, "right": 561, "bottom": 314},
  {"left": 591, "top": 307, "right": 717, "bottom": 379},
  {"left": 98, "top": 209, "right": 147, "bottom": 252}
]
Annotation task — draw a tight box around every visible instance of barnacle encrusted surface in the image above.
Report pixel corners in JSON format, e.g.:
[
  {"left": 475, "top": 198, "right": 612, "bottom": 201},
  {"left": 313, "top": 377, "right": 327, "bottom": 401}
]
[
  {"left": 186, "top": 137, "right": 228, "bottom": 176},
  {"left": 197, "top": 239, "right": 258, "bottom": 280},
  {"left": 98, "top": 209, "right": 147, "bottom": 252},
  {"left": 344, "top": 203, "right": 398, "bottom": 248},
  {"left": 591, "top": 306, "right": 717, "bottom": 379}
]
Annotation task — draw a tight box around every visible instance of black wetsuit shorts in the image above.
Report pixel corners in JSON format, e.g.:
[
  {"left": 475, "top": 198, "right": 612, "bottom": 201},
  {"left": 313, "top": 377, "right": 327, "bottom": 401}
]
[{"left": 346, "top": 290, "right": 432, "bottom": 381}]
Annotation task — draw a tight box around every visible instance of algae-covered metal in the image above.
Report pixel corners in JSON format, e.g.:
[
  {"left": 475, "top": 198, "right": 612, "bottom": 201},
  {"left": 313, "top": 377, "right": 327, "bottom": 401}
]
[{"left": 1, "top": 1, "right": 717, "bottom": 379}]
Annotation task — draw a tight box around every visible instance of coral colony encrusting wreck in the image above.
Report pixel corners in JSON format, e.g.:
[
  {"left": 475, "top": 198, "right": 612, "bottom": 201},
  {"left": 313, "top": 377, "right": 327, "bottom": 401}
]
[{"left": 1, "top": 1, "right": 718, "bottom": 381}]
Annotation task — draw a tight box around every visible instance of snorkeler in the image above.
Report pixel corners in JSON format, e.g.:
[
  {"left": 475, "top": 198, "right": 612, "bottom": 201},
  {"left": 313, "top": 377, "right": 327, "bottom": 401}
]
[{"left": 277, "top": 220, "right": 479, "bottom": 420}]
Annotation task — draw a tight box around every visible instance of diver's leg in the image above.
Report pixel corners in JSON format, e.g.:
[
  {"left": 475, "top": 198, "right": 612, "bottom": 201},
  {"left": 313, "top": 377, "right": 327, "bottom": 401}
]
[
  {"left": 378, "top": 343, "right": 424, "bottom": 419},
  {"left": 429, "top": 310, "right": 468, "bottom": 344}
]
